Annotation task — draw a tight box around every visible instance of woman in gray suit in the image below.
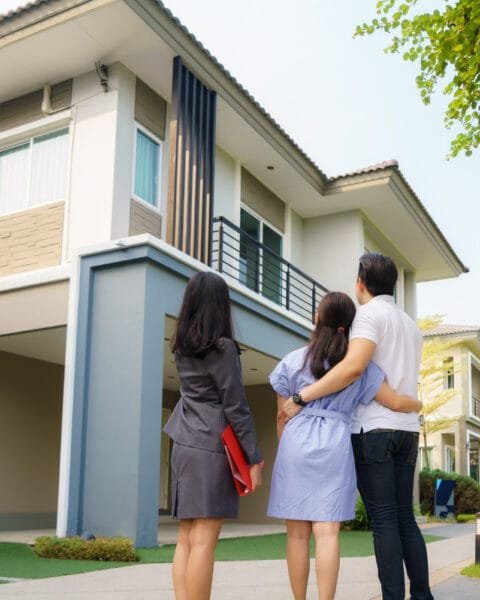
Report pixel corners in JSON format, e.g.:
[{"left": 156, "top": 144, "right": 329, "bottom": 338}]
[{"left": 164, "top": 271, "right": 263, "bottom": 600}]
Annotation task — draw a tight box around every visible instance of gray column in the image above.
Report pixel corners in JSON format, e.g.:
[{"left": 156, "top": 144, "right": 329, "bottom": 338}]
[{"left": 67, "top": 260, "right": 166, "bottom": 547}]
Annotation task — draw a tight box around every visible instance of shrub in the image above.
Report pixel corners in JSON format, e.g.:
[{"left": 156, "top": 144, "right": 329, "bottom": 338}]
[
  {"left": 456, "top": 513, "right": 477, "bottom": 523},
  {"left": 34, "top": 536, "right": 137, "bottom": 562},
  {"left": 342, "top": 496, "right": 370, "bottom": 531},
  {"left": 419, "top": 468, "right": 480, "bottom": 516}
]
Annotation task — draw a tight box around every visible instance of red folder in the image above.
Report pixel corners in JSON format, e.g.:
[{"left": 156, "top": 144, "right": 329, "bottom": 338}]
[{"left": 221, "top": 425, "right": 252, "bottom": 496}]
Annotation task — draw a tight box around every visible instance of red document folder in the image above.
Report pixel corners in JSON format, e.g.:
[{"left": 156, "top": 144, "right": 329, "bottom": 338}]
[{"left": 221, "top": 425, "right": 252, "bottom": 496}]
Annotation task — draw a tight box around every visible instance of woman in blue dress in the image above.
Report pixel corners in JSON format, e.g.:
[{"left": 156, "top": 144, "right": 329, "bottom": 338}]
[{"left": 267, "top": 292, "right": 421, "bottom": 600}]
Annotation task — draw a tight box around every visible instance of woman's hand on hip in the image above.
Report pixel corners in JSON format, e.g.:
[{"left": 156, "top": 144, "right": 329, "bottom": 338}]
[{"left": 282, "top": 397, "right": 302, "bottom": 419}]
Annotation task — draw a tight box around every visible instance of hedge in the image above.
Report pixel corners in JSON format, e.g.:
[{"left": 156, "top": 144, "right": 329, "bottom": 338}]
[
  {"left": 419, "top": 468, "right": 480, "bottom": 516},
  {"left": 34, "top": 536, "right": 137, "bottom": 562},
  {"left": 342, "top": 496, "right": 370, "bottom": 531}
]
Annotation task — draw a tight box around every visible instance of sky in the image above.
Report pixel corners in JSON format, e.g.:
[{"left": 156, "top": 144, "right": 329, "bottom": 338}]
[{"left": 2, "top": 0, "right": 478, "bottom": 325}]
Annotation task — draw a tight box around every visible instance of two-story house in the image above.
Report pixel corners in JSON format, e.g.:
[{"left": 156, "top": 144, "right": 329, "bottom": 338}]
[
  {"left": 0, "top": 0, "right": 467, "bottom": 546},
  {"left": 420, "top": 325, "right": 480, "bottom": 482}
]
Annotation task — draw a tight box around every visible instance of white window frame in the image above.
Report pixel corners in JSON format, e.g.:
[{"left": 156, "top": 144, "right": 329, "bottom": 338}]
[
  {"left": 131, "top": 122, "right": 163, "bottom": 213},
  {"left": 467, "top": 430, "right": 480, "bottom": 482},
  {"left": 444, "top": 445, "right": 456, "bottom": 473},
  {"left": 468, "top": 352, "right": 480, "bottom": 423},
  {"left": 0, "top": 123, "right": 70, "bottom": 218},
  {"left": 240, "top": 204, "right": 284, "bottom": 250},
  {"left": 240, "top": 204, "right": 284, "bottom": 302},
  {"left": 443, "top": 356, "right": 455, "bottom": 390}
]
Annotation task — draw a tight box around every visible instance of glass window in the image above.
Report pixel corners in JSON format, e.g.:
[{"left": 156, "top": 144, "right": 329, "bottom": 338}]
[
  {"left": 134, "top": 128, "right": 160, "bottom": 206},
  {"left": 239, "top": 207, "right": 283, "bottom": 304},
  {"left": 445, "top": 446, "right": 456, "bottom": 473},
  {"left": 443, "top": 357, "right": 454, "bottom": 389},
  {"left": 0, "top": 128, "right": 68, "bottom": 215}
]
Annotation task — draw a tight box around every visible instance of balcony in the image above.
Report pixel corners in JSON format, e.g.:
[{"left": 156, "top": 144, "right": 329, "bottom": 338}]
[{"left": 210, "top": 216, "right": 328, "bottom": 323}]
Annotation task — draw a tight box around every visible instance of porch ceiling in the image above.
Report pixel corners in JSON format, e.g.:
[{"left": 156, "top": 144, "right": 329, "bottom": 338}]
[
  {"left": 0, "top": 325, "right": 66, "bottom": 364},
  {"left": 163, "top": 317, "right": 278, "bottom": 392}
]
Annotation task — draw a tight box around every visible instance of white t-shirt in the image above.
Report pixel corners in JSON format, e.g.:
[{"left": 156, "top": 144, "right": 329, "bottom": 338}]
[{"left": 350, "top": 295, "right": 422, "bottom": 433}]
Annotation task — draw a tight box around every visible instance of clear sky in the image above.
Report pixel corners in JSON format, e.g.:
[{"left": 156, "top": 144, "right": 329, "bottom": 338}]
[{"left": 3, "top": 0, "right": 478, "bottom": 325}]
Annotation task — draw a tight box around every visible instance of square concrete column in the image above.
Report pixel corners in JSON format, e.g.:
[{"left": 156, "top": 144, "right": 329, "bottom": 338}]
[{"left": 61, "top": 258, "right": 167, "bottom": 547}]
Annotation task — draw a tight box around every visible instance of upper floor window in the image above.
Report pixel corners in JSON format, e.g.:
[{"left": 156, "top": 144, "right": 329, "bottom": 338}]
[
  {"left": 239, "top": 206, "right": 283, "bottom": 304},
  {"left": 133, "top": 125, "right": 162, "bottom": 208},
  {"left": 443, "top": 357, "right": 454, "bottom": 389},
  {"left": 0, "top": 128, "right": 69, "bottom": 216}
]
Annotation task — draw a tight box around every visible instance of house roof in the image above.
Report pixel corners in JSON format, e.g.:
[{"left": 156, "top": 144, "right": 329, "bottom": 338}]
[
  {"left": 423, "top": 324, "right": 480, "bottom": 338},
  {"left": 0, "top": 0, "right": 469, "bottom": 279},
  {"left": 328, "top": 159, "right": 399, "bottom": 181}
]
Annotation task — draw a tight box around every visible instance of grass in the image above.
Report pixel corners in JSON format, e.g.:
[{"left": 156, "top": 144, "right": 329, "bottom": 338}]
[
  {"left": 0, "top": 542, "right": 134, "bottom": 580},
  {"left": 0, "top": 532, "right": 445, "bottom": 581},
  {"left": 461, "top": 564, "right": 480, "bottom": 579}
]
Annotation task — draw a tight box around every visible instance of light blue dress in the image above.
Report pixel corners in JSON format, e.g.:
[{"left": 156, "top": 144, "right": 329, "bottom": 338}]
[{"left": 267, "top": 347, "right": 385, "bottom": 522}]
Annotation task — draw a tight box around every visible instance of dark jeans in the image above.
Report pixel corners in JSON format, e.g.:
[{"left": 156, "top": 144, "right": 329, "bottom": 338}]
[{"left": 351, "top": 430, "right": 434, "bottom": 600}]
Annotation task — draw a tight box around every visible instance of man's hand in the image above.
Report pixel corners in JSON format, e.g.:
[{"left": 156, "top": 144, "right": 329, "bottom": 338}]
[{"left": 282, "top": 397, "right": 302, "bottom": 419}]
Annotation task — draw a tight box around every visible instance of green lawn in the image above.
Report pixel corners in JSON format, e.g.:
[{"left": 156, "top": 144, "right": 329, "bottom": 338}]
[
  {"left": 0, "top": 532, "right": 444, "bottom": 580},
  {"left": 460, "top": 563, "right": 480, "bottom": 579}
]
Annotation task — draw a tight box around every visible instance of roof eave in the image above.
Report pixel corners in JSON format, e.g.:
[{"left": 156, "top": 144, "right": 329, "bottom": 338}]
[{"left": 327, "top": 166, "right": 468, "bottom": 278}]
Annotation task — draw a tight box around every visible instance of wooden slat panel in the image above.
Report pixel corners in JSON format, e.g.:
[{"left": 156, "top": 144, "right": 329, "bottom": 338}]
[
  {"left": 167, "top": 57, "right": 216, "bottom": 264},
  {"left": 0, "top": 80, "right": 72, "bottom": 133},
  {"left": 134, "top": 79, "right": 167, "bottom": 141}
]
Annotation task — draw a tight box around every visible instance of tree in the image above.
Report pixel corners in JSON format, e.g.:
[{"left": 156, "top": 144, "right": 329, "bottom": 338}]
[
  {"left": 356, "top": 1, "right": 480, "bottom": 158},
  {"left": 418, "top": 315, "right": 460, "bottom": 469}
]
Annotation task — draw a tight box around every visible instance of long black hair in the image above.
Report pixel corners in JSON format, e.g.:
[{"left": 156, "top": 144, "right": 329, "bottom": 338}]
[
  {"left": 171, "top": 271, "right": 237, "bottom": 357},
  {"left": 304, "top": 292, "right": 356, "bottom": 379}
]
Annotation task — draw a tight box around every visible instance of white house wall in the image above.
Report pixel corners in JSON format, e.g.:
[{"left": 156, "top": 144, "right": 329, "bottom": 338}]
[
  {"left": 302, "top": 210, "right": 364, "bottom": 298},
  {"left": 67, "top": 64, "right": 130, "bottom": 258},
  {"left": 213, "top": 146, "right": 240, "bottom": 225}
]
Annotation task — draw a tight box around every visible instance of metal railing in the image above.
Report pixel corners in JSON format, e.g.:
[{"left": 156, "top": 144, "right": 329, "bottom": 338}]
[
  {"left": 473, "top": 394, "right": 480, "bottom": 418},
  {"left": 210, "top": 216, "right": 328, "bottom": 322}
]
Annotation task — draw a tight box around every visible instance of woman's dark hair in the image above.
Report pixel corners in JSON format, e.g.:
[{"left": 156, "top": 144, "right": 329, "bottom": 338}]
[
  {"left": 172, "top": 271, "right": 237, "bottom": 357},
  {"left": 304, "top": 292, "right": 356, "bottom": 379},
  {"left": 358, "top": 252, "right": 398, "bottom": 297}
]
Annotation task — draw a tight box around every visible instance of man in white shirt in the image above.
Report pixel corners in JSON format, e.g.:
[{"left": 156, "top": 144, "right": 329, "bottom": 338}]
[{"left": 283, "top": 253, "right": 433, "bottom": 600}]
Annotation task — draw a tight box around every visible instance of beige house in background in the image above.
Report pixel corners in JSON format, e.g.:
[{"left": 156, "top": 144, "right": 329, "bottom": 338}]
[
  {"left": 0, "top": 0, "right": 467, "bottom": 544},
  {"left": 419, "top": 325, "right": 480, "bottom": 482}
]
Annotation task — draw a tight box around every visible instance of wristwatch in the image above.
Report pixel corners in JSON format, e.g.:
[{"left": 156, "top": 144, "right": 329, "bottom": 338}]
[{"left": 292, "top": 392, "right": 307, "bottom": 407}]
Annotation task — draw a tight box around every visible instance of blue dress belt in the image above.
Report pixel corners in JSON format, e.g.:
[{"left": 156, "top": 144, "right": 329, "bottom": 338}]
[{"left": 301, "top": 408, "right": 350, "bottom": 424}]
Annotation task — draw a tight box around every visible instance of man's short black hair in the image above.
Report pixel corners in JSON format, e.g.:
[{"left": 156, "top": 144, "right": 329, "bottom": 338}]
[{"left": 358, "top": 253, "right": 398, "bottom": 297}]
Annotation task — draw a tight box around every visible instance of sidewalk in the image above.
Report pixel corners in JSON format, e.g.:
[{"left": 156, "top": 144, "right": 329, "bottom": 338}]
[{"left": 0, "top": 523, "right": 475, "bottom": 599}]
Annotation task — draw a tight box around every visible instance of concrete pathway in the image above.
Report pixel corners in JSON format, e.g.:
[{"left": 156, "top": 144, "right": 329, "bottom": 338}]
[
  {"left": 0, "top": 523, "right": 475, "bottom": 599},
  {"left": 431, "top": 574, "right": 480, "bottom": 599}
]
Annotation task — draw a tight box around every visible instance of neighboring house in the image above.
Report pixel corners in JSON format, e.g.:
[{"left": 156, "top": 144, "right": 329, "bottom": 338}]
[
  {"left": 420, "top": 325, "right": 480, "bottom": 482},
  {"left": 0, "top": 0, "right": 467, "bottom": 546}
]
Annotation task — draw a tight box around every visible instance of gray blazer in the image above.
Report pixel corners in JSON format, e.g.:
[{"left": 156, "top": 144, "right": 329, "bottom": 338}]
[{"left": 164, "top": 338, "right": 262, "bottom": 464}]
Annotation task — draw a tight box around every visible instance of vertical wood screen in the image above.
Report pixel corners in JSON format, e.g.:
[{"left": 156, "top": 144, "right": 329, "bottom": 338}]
[{"left": 167, "top": 57, "right": 217, "bottom": 264}]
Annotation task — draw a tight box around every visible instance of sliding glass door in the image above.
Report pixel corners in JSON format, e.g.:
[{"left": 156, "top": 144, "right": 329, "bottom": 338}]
[{"left": 239, "top": 208, "right": 283, "bottom": 304}]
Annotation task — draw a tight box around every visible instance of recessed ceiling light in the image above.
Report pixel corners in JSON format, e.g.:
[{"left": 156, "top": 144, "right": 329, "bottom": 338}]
[{"left": 267, "top": 165, "right": 274, "bottom": 170}]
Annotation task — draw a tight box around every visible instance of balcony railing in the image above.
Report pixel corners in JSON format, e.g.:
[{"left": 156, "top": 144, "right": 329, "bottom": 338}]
[
  {"left": 210, "top": 216, "right": 328, "bottom": 322},
  {"left": 473, "top": 394, "right": 480, "bottom": 418}
]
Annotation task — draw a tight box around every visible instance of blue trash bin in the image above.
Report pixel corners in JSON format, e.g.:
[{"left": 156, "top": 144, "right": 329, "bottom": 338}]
[{"left": 434, "top": 479, "right": 455, "bottom": 518}]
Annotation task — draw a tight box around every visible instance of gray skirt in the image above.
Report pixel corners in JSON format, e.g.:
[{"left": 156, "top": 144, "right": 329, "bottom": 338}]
[{"left": 171, "top": 442, "right": 239, "bottom": 519}]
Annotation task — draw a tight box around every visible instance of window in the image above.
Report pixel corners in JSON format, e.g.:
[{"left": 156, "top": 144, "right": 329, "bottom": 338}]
[
  {"left": 239, "top": 207, "right": 283, "bottom": 304},
  {"left": 444, "top": 446, "right": 456, "bottom": 473},
  {"left": 419, "top": 447, "right": 433, "bottom": 470},
  {"left": 133, "top": 126, "right": 161, "bottom": 207},
  {"left": 443, "top": 357, "right": 454, "bottom": 389},
  {"left": 0, "top": 128, "right": 69, "bottom": 215}
]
